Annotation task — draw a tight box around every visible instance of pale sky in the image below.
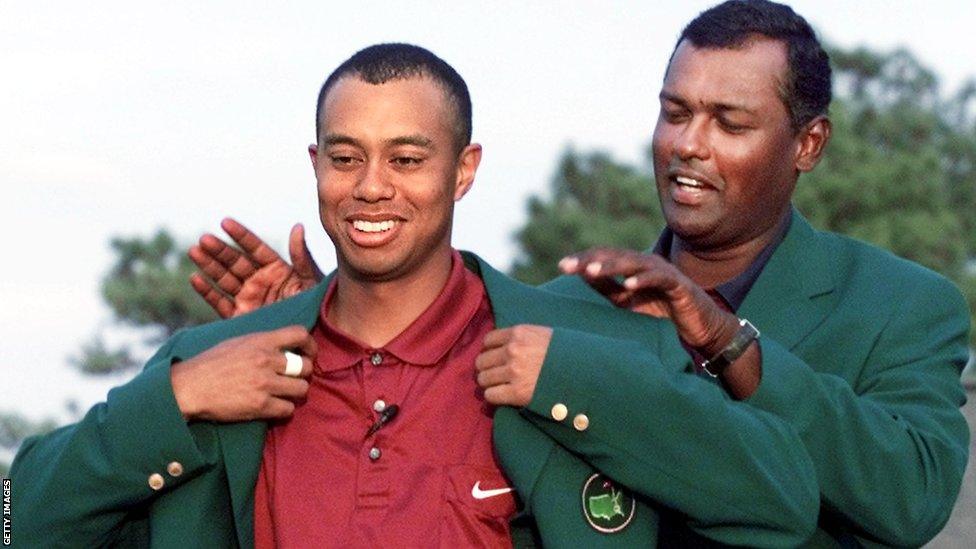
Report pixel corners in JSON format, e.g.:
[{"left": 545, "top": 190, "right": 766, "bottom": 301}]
[{"left": 2, "top": 0, "right": 974, "bottom": 422}]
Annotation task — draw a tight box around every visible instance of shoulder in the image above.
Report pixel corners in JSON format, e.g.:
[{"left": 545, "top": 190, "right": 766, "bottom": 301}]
[
  {"left": 464, "top": 251, "right": 662, "bottom": 343},
  {"left": 820, "top": 229, "right": 965, "bottom": 307},
  {"left": 539, "top": 275, "right": 613, "bottom": 305},
  {"left": 168, "top": 282, "right": 326, "bottom": 358}
]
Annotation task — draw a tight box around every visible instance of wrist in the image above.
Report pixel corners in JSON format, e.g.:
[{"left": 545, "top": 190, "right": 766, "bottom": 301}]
[
  {"left": 170, "top": 361, "right": 201, "bottom": 421},
  {"left": 697, "top": 313, "right": 742, "bottom": 358},
  {"left": 699, "top": 318, "right": 761, "bottom": 378}
]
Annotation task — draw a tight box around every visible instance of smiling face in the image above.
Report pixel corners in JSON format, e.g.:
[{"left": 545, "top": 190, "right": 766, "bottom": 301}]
[
  {"left": 311, "top": 75, "right": 481, "bottom": 282},
  {"left": 652, "top": 37, "right": 823, "bottom": 251}
]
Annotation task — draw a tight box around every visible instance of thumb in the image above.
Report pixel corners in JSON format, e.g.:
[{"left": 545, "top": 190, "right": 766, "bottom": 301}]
[{"left": 289, "top": 223, "right": 324, "bottom": 281}]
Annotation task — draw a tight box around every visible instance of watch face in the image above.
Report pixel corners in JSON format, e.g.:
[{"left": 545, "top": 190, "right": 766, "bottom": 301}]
[{"left": 703, "top": 319, "right": 759, "bottom": 377}]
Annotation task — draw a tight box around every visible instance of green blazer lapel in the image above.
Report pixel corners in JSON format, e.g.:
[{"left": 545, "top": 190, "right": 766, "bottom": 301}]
[
  {"left": 219, "top": 276, "right": 333, "bottom": 549},
  {"left": 465, "top": 252, "right": 668, "bottom": 507},
  {"left": 462, "top": 253, "right": 560, "bottom": 507},
  {"left": 738, "top": 210, "right": 836, "bottom": 350}
]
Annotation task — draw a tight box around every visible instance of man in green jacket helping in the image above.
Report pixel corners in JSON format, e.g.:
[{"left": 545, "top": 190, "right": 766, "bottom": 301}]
[
  {"left": 11, "top": 42, "right": 822, "bottom": 547},
  {"left": 183, "top": 1, "right": 972, "bottom": 547}
]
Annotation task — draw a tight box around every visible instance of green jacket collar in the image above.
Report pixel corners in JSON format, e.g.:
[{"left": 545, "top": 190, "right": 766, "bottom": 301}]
[
  {"left": 738, "top": 208, "right": 836, "bottom": 350},
  {"left": 220, "top": 252, "right": 559, "bottom": 547}
]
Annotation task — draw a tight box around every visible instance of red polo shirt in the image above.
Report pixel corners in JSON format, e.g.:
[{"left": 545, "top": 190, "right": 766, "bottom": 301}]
[{"left": 254, "top": 251, "right": 515, "bottom": 548}]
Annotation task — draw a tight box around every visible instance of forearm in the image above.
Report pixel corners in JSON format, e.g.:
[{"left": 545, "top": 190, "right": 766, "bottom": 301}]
[
  {"left": 9, "top": 337, "right": 219, "bottom": 547},
  {"left": 524, "top": 327, "right": 819, "bottom": 548}
]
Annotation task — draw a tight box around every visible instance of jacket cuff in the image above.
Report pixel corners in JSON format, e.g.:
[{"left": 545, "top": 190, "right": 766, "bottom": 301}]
[
  {"left": 525, "top": 327, "right": 611, "bottom": 426},
  {"left": 101, "top": 354, "right": 218, "bottom": 493}
]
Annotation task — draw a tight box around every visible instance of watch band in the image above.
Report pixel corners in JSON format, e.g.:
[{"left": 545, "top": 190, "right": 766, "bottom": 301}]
[{"left": 701, "top": 318, "right": 760, "bottom": 377}]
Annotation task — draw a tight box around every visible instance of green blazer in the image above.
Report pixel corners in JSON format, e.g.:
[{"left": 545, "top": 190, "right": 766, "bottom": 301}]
[
  {"left": 12, "top": 253, "right": 819, "bottom": 548},
  {"left": 537, "top": 211, "right": 971, "bottom": 547}
]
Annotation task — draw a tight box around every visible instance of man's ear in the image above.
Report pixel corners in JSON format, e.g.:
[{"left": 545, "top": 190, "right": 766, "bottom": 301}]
[
  {"left": 453, "top": 143, "right": 482, "bottom": 201},
  {"left": 795, "top": 116, "right": 831, "bottom": 173},
  {"left": 308, "top": 144, "right": 319, "bottom": 170}
]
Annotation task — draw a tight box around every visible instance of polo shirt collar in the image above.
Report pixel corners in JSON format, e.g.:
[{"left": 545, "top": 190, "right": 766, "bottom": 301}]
[{"left": 314, "top": 250, "right": 484, "bottom": 371}]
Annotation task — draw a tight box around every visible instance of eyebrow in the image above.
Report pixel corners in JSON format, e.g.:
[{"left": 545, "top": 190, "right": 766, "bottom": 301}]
[
  {"left": 659, "top": 90, "right": 757, "bottom": 115},
  {"left": 322, "top": 133, "right": 434, "bottom": 148}
]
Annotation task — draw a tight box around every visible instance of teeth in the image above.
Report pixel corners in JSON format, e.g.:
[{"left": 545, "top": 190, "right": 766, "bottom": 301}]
[
  {"left": 353, "top": 220, "right": 397, "bottom": 233},
  {"left": 675, "top": 176, "right": 703, "bottom": 187}
]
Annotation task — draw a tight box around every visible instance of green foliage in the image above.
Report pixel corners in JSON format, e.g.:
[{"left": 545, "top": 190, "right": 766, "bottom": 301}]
[
  {"left": 69, "top": 336, "right": 138, "bottom": 375},
  {"left": 74, "top": 229, "right": 218, "bottom": 375},
  {"left": 794, "top": 47, "right": 976, "bottom": 280},
  {"left": 0, "top": 412, "right": 58, "bottom": 475},
  {"left": 102, "top": 230, "right": 219, "bottom": 339},
  {"left": 511, "top": 147, "right": 664, "bottom": 284},
  {"left": 0, "top": 413, "right": 57, "bottom": 450}
]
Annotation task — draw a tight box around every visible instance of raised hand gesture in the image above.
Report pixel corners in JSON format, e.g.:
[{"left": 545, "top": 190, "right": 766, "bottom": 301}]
[{"left": 188, "top": 218, "right": 324, "bottom": 318}]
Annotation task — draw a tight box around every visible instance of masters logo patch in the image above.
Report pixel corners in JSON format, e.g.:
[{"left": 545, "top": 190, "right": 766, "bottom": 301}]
[{"left": 581, "top": 473, "right": 636, "bottom": 533}]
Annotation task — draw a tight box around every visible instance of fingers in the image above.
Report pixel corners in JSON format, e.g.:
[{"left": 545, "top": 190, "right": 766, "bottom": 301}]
[
  {"left": 620, "top": 267, "right": 682, "bottom": 294},
  {"left": 189, "top": 273, "right": 236, "bottom": 318},
  {"left": 482, "top": 385, "right": 517, "bottom": 406},
  {"left": 268, "top": 376, "right": 311, "bottom": 401},
  {"left": 289, "top": 223, "right": 324, "bottom": 280},
  {"left": 262, "top": 397, "right": 297, "bottom": 419},
  {"left": 474, "top": 344, "right": 506, "bottom": 371},
  {"left": 475, "top": 362, "right": 510, "bottom": 389},
  {"left": 276, "top": 350, "right": 315, "bottom": 379},
  {"left": 264, "top": 325, "right": 318, "bottom": 359},
  {"left": 222, "top": 217, "right": 284, "bottom": 268},
  {"left": 560, "top": 248, "right": 682, "bottom": 297},
  {"left": 189, "top": 237, "right": 248, "bottom": 296},
  {"left": 561, "top": 248, "right": 651, "bottom": 278},
  {"left": 201, "top": 233, "right": 260, "bottom": 281},
  {"left": 481, "top": 327, "right": 512, "bottom": 350}
]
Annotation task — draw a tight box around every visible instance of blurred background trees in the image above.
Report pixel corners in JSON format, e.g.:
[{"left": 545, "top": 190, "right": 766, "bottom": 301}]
[
  {"left": 3, "top": 44, "right": 974, "bottom": 474},
  {"left": 512, "top": 46, "right": 976, "bottom": 352},
  {"left": 71, "top": 230, "right": 218, "bottom": 375}
]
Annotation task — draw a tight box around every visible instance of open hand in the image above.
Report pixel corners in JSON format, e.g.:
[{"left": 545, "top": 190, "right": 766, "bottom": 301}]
[
  {"left": 560, "top": 248, "right": 739, "bottom": 357},
  {"left": 188, "top": 218, "right": 323, "bottom": 318}
]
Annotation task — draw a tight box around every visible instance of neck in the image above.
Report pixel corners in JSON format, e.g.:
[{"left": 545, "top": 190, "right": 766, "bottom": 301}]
[
  {"left": 670, "top": 210, "right": 789, "bottom": 288},
  {"left": 327, "top": 250, "right": 454, "bottom": 348}
]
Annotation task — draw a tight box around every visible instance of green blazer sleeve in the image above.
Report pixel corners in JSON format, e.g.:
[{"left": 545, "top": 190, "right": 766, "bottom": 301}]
[
  {"left": 9, "top": 333, "right": 221, "bottom": 548},
  {"left": 523, "top": 326, "right": 820, "bottom": 548},
  {"left": 745, "top": 271, "right": 970, "bottom": 547},
  {"left": 536, "top": 215, "right": 971, "bottom": 547}
]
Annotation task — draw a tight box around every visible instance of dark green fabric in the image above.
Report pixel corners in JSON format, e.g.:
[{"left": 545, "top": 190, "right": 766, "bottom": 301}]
[
  {"left": 10, "top": 253, "right": 825, "bottom": 548},
  {"left": 539, "top": 210, "right": 971, "bottom": 548}
]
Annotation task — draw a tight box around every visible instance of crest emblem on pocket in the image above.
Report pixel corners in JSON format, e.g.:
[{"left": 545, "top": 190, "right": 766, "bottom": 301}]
[{"left": 581, "top": 473, "right": 635, "bottom": 533}]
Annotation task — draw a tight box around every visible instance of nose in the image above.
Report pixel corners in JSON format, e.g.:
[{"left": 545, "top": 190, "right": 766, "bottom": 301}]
[
  {"left": 673, "top": 118, "right": 710, "bottom": 161},
  {"left": 353, "top": 161, "right": 395, "bottom": 202}
]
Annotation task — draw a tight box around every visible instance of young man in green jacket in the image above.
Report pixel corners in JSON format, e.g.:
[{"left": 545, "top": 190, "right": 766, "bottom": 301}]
[
  {"left": 187, "top": 2, "right": 972, "bottom": 547},
  {"left": 11, "top": 42, "right": 819, "bottom": 547}
]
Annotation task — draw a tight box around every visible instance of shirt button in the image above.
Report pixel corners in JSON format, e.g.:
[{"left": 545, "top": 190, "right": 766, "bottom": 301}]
[
  {"left": 166, "top": 461, "right": 184, "bottom": 477},
  {"left": 370, "top": 352, "right": 383, "bottom": 366},
  {"left": 148, "top": 473, "right": 165, "bottom": 491},
  {"left": 551, "top": 403, "right": 568, "bottom": 421},
  {"left": 573, "top": 413, "right": 590, "bottom": 432},
  {"left": 373, "top": 399, "right": 386, "bottom": 413},
  {"left": 368, "top": 447, "right": 382, "bottom": 461}
]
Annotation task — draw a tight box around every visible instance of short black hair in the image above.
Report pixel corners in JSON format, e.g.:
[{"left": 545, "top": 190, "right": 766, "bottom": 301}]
[
  {"left": 315, "top": 43, "right": 472, "bottom": 152},
  {"left": 673, "top": 0, "right": 831, "bottom": 130}
]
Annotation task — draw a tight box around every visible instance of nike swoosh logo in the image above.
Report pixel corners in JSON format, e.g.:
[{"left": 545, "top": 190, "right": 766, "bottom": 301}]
[{"left": 471, "top": 481, "right": 514, "bottom": 500}]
